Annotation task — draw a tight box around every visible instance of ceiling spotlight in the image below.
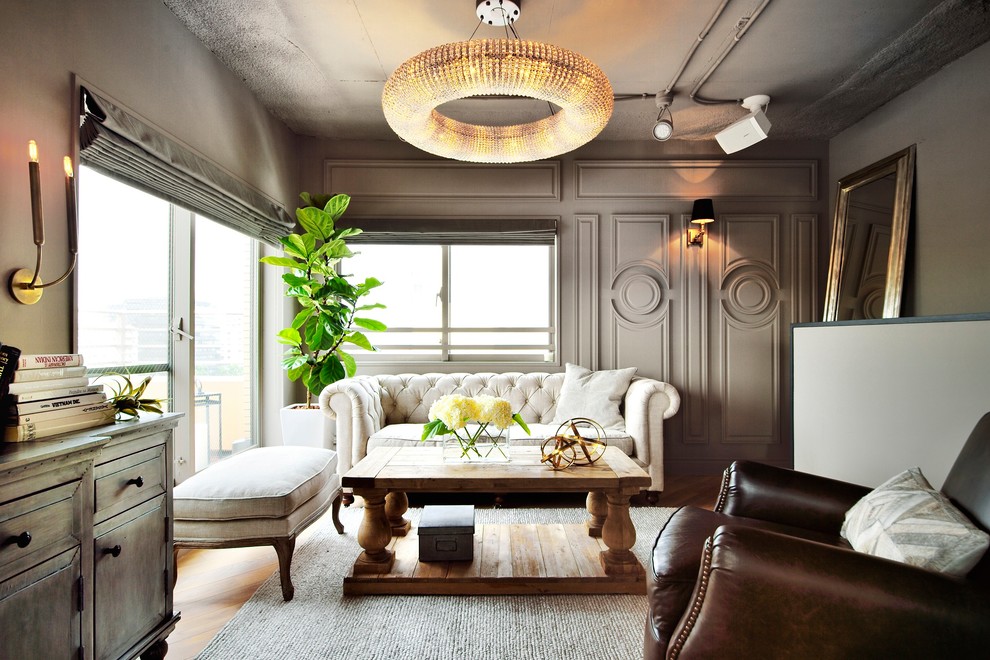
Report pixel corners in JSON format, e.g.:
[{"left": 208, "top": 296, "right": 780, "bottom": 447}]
[
  {"left": 715, "top": 94, "right": 771, "bottom": 154},
  {"left": 652, "top": 93, "right": 674, "bottom": 141}
]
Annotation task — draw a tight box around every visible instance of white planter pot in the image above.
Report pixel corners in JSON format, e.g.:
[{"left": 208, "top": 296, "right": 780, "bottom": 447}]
[{"left": 279, "top": 404, "right": 335, "bottom": 449}]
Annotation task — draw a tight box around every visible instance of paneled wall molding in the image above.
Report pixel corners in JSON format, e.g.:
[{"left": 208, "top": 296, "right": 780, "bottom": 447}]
[
  {"left": 790, "top": 214, "right": 819, "bottom": 324},
  {"left": 607, "top": 215, "right": 670, "bottom": 379},
  {"left": 720, "top": 215, "right": 781, "bottom": 288},
  {"left": 575, "top": 160, "right": 817, "bottom": 201},
  {"left": 716, "top": 215, "right": 783, "bottom": 448},
  {"left": 675, "top": 213, "right": 710, "bottom": 446},
  {"left": 325, "top": 160, "right": 560, "bottom": 201},
  {"left": 574, "top": 215, "right": 600, "bottom": 370}
]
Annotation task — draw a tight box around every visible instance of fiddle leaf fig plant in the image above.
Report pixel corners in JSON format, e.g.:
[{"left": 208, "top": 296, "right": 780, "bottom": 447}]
[{"left": 261, "top": 192, "right": 386, "bottom": 406}]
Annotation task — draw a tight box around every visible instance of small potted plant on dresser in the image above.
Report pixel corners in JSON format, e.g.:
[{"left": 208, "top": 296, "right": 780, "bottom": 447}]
[{"left": 261, "top": 192, "right": 385, "bottom": 448}]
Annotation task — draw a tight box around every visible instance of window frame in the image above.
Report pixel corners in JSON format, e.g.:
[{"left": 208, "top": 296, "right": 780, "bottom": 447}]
[
  {"left": 350, "top": 239, "right": 560, "bottom": 369},
  {"left": 74, "top": 165, "right": 263, "bottom": 481}
]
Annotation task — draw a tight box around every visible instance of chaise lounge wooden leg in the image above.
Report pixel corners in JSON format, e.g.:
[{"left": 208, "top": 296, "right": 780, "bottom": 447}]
[
  {"left": 331, "top": 492, "right": 344, "bottom": 534},
  {"left": 272, "top": 536, "right": 297, "bottom": 601}
]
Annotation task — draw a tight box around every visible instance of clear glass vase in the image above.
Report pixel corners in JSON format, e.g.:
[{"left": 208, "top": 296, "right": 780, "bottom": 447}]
[{"left": 442, "top": 423, "right": 511, "bottom": 463}]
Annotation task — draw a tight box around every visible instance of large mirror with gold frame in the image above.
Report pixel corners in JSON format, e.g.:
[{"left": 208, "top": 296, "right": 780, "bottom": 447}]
[{"left": 823, "top": 145, "right": 916, "bottom": 322}]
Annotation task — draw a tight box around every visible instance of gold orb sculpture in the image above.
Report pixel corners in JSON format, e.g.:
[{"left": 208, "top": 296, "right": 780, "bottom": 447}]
[{"left": 540, "top": 418, "right": 607, "bottom": 471}]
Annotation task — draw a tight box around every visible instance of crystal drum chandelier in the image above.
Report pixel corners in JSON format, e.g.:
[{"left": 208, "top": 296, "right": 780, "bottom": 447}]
[{"left": 381, "top": 2, "right": 613, "bottom": 163}]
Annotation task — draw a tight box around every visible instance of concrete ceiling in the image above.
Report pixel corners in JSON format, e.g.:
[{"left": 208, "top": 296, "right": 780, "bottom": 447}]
[{"left": 164, "top": 0, "right": 990, "bottom": 145}]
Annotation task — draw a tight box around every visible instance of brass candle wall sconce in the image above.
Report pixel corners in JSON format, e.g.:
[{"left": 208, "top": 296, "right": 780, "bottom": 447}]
[{"left": 8, "top": 140, "right": 78, "bottom": 304}]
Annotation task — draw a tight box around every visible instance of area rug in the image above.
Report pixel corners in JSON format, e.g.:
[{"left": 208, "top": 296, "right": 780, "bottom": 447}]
[{"left": 196, "top": 506, "right": 677, "bottom": 659}]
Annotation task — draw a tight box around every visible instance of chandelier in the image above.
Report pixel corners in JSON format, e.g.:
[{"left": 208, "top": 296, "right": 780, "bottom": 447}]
[{"left": 381, "top": 2, "right": 613, "bottom": 164}]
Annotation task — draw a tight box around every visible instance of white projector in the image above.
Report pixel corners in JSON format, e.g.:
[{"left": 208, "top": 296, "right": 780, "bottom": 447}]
[{"left": 715, "top": 108, "right": 771, "bottom": 154}]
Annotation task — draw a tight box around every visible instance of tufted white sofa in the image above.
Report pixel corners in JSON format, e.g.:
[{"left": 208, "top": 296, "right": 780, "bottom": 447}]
[{"left": 319, "top": 372, "right": 680, "bottom": 496}]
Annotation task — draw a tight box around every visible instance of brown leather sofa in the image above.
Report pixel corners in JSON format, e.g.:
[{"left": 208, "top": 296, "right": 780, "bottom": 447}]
[{"left": 645, "top": 412, "right": 990, "bottom": 659}]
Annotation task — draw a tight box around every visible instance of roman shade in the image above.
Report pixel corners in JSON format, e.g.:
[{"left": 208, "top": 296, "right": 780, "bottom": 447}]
[
  {"left": 78, "top": 86, "right": 293, "bottom": 245},
  {"left": 340, "top": 217, "right": 557, "bottom": 245}
]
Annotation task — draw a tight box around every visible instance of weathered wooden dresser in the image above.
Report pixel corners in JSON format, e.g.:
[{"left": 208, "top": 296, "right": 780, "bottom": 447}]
[{"left": 1, "top": 413, "right": 181, "bottom": 660}]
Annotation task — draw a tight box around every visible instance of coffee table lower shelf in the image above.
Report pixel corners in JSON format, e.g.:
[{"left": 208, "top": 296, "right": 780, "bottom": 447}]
[{"left": 343, "top": 522, "right": 646, "bottom": 596}]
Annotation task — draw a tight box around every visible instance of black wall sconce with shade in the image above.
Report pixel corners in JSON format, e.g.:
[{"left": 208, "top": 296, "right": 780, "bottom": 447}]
[
  {"left": 8, "top": 140, "right": 78, "bottom": 304},
  {"left": 687, "top": 198, "right": 715, "bottom": 247}
]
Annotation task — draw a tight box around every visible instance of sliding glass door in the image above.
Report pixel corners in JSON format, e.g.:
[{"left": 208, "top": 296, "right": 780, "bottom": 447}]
[{"left": 77, "top": 166, "right": 259, "bottom": 481}]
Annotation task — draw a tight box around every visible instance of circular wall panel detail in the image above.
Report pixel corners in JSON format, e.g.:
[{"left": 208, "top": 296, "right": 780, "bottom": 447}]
[
  {"left": 610, "top": 263, "right": 669, "bottom": 327},
  {"left": 721, "top": 266, "right": 778, "bottom": 324}
]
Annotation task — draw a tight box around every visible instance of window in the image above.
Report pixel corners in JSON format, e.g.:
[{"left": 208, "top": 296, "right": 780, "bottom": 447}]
[
  {"left": 347, "top": 242, "right": 556, "bottom": 362},
  {"left": 77, "top": 166, "right": 259, "bottom": 477}
]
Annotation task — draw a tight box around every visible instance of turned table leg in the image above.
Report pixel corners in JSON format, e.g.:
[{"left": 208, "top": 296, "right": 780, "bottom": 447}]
[
  {"left": 586, "top": 490, "right": 607, "bottom": 538},
  {"left": 385, "top": 491, "right": 411, "bottom": 536},
  {"left": 352, "top": 489, "right": 395, "bottom": 575},
  {"left": 600, "top": 489, "right": 644, "bottom": 576}
]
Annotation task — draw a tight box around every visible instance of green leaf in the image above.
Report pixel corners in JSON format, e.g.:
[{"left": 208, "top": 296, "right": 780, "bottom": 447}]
[
  {"left": 319, "top": 355, "right": 345, "bottom": 387},
  {"left": 344, "top": 331, "right": 375, "bottom": 352},
  {"left": 334, "top": 227, "right": 363, "bottom": 240},
  {"left": 305, "top": 321, "right": 325, "bottom": 350},
  {"left": 260, "top": 256, "right": 303, "bottom": 269},
  {"left": 280, "top": 234, "right": 309, "bottom": 259},
  {"left": 282, "top": 273, "right": 309, "bottom": 288},
  {"left": 337, "top": 348, "right": 356, "bottom": 377},
  {"left": 421, "top": 418, "right": 450, "bottom": 441},
  {"left": 356, "top": 303, "right": 386, "bottom": 311},
  {"left": 297, "top": 206, "right": 333, "bottom": 240},
  {"left": 512, "top": 413, "right": 531, "bottom": 436},
  {"left": 300, "top": 192, "right": 335, "bottom": 209},
  {"left": 324, "top": 193, "right": 350, "bottom": 221},
  {"left": 356, "top": 277, "right": 384, "bottom": 295},
  {"left": 286, "top": 363, "right": 307, "bottom": 381},
  {"left": 276, "top": 328, "right": 301, "bottom": 346},
  {"left": 290, "top": 308, "right": 313, "bottom": 330},
  {"left": 353, "top": 317, "right": 387, "bottom": 331}
]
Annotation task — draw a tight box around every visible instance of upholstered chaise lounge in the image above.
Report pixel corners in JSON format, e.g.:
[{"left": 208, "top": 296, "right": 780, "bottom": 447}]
[{"left": 319, "top": 371, "right": 680, "bottom": 498}]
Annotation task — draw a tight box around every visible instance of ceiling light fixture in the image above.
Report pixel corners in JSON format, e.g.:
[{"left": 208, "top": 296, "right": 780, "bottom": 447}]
[
  {"left": 715, "top": 94, "right": 771, "bottom": 154},
  {"left": 652, "top": 93, "right": 674, "bottom": 141},
  {"left": 381, "top": 0, "right": 614, "bottom": 163}
]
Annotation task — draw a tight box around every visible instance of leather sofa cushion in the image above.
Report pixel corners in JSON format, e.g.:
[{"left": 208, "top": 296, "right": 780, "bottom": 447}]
[
  {"left": 174, "top": 446, "right": 338, "bottom": 520},
  {"left": 647, "top": 506, "right": 851, "bottom": 653},
  {"left": 367, "top": 422, "right": 636, "bottom": 456}
]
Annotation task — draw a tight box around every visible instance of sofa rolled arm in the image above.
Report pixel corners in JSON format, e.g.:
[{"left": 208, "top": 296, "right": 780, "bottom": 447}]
[
  {"left": 319, "top": 376, "right": 384, "bottom": 477},
  {"left": 670, "top": 525, "right": 990, "bottom": 659},
  {"left": 624, "top": 378, "right": 680, "bottom": 492},
  {"left": 714, "top": 460, "right": 871, "bottom": 535}
]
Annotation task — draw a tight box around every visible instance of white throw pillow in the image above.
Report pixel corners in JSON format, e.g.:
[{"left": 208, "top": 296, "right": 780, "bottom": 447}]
[
  {"left": 841, "top": 467, "right": 990, "bottom": 577},
  {"left": 552, "top": 363, "right": 637, "bottom": 431}
]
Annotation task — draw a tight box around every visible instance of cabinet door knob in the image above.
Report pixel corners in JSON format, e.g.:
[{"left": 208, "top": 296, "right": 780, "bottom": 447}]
[
  {"left": 127, "top": 476, "right": 145, "bottom": 488},
  {"left": 6, "top": 531, "right": 32, "bottom": 548},
  {"left": 105, "top": 544, "right": 122, "bottom": 558}
]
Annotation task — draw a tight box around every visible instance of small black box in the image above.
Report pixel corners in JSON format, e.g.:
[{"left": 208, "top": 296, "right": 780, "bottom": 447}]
[{"left": 418, "top": 504, "right": 475, "bottom": 562}]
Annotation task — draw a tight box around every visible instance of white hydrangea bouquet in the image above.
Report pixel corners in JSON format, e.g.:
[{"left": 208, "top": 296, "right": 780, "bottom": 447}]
[{"left": 421, "top": 394, "right": 531, "bottom": 461}]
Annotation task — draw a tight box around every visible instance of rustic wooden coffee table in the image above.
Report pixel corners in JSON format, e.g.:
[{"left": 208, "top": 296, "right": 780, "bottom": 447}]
[{"left": 340, "top": 445, "right": 651, "bottom": 595}]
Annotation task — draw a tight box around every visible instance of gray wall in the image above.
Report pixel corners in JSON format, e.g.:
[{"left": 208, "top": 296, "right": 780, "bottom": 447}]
[
  {"left": 299, "top": 137, "right": 829, "bottom": 473},
  {"left": 0, "top": 0, "right": 299, "bottom": 351},
  {"left": 829, "top": 39, "right": 990, "bottom": 317},
  {"left": 0, "top": 0, "right": 300, "bottom": 449}
]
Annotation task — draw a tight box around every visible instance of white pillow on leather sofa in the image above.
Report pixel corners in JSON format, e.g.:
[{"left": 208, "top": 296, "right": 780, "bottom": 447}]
[{"left": 841, "top": 467, "right": 990, "bottom": 576}]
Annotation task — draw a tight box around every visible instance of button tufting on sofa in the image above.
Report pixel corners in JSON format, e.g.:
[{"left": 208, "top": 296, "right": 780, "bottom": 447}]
[{"left": 320, "top": 371, "right": 680, "bottom": 499}]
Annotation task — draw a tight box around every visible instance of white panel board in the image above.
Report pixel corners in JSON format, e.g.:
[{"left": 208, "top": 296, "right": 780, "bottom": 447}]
[{"left": 793, "top": 316, "right": 990, "bottom": 488}]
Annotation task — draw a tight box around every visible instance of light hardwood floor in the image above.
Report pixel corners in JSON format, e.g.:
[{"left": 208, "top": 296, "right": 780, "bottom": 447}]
[{"left": 168, "top": 474, "right": 722, "bottom": 659}]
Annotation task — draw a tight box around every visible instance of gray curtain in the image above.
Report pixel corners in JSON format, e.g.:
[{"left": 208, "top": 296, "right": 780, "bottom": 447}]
[
  {"left": 340, "top": 217, "right": 557, "bottom": 245},
  {"left": 78, "top": 86, "right": 293, "bottom": 245}
]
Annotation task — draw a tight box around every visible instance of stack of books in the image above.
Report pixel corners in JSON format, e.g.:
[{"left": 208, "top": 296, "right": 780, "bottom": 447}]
[{"left": 1, "top": 349, "right": 115, "bottom": 442}]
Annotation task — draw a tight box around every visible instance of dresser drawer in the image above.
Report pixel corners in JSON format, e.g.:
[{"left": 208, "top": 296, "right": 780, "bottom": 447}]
[
  {"left": 0, "top": 481, "right": 79, "bottom": 572},
  {"left": 95, "top": 445, "right": 166, "bottom": 522}
]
